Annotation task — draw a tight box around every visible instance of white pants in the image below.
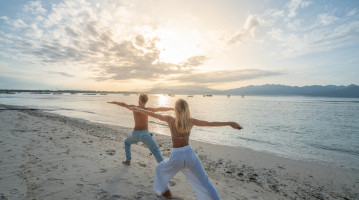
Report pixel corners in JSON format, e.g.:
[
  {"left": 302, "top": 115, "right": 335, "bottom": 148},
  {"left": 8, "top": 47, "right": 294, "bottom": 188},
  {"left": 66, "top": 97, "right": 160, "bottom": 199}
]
[{"left": 154, "top": 145, "right": 220, "bottom": 200}]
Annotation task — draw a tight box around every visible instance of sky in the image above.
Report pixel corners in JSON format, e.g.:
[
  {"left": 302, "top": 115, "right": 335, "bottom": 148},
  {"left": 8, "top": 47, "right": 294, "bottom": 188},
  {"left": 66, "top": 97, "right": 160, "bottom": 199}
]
[{"left": 0, "top": 0, "right": 359, "bottom": 91}]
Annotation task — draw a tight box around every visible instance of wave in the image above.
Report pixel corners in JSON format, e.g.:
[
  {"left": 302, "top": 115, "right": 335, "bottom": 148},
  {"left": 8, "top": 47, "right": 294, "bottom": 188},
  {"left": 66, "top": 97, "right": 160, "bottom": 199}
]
[
  {"left": 49, "top": 108, "right": 96, "bottom": 114},
  {"left": 235, "top": 136, "right": 280, "bottom": 146},
  {"left": 309, "top": 143, "right": 359, "bottom": 156}
]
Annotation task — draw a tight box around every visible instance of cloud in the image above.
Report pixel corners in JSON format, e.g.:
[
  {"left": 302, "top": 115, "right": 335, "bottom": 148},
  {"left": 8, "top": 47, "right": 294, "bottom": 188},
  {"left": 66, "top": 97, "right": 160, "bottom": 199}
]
[
  {"left": 174, "top": 69, "right": 283, "bottom": 84},
  {"left": 0, "top": 1, "right": 209, "bottom": 83},
  {"left": 287, "top": 0, "right": 311, "bottom": 18},
  {"left": 318, "top": 13, "right": 339, "bottom": 26},
  {"left": 268, "top": 20, "right": 359, "bottom": 58},
  {"left": 179, "top": 56, "right": 207, "bottom": 68},
  {"left": 257, "top": 0, "right": 359, "bottom": 58},
  {"left": 228, "top": 15, "right": 263, "bottom": 45},
  {"left": 47, "top": 71, "right": 74, "bottom": 77},
  {"left": 347, "top": 8, "right": 357, "bottom": 17},
  {"left": 24, "top": 1, "right": 47, "bottom": 15},
  {"left": 102, "top": 54, "right": 207, "bottom": 81},
  {"left": 12, "top": 19, "right": 28, "bottom": 29},
  {"left": 0, "top": 16, "right": 9, "bottom": 20}
]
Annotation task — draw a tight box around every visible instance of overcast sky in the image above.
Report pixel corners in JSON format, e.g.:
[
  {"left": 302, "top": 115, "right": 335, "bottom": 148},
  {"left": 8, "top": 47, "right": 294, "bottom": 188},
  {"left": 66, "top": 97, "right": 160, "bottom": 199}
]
[{"left": 1, "top": 0, "right": 358, "bottom": 91}]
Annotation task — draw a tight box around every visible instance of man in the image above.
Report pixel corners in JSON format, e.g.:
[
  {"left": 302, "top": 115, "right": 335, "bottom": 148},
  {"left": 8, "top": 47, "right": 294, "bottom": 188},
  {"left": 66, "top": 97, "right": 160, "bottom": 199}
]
[{"left": 108, "top": 93, "right": 173, "bottom": 165}]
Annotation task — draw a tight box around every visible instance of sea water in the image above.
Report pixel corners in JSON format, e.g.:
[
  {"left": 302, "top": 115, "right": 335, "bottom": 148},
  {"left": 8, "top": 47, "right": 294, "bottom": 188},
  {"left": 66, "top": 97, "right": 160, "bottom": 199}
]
[{"left": 1, "top": 93, "right": 358, "bottom": 171}]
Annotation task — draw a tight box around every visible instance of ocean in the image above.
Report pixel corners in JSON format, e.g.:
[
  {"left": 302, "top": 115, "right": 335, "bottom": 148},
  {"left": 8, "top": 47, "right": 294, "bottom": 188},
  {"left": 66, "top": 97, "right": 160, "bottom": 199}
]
[{"left": 1, "top": 92, "right": 358, "bottom": 171}]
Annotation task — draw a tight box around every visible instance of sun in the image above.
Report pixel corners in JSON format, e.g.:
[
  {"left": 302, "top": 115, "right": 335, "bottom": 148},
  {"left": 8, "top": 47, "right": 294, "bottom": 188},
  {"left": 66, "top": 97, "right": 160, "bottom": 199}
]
[{"left": 154, "top": 27, "right": 202, "bottom": 64}]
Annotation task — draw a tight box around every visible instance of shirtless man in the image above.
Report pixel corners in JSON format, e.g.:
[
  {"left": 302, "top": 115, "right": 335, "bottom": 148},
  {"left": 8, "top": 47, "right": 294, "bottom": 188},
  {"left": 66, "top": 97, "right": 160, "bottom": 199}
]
[{"left": 108, "top": 93, "right": 173, "bottom": 165}]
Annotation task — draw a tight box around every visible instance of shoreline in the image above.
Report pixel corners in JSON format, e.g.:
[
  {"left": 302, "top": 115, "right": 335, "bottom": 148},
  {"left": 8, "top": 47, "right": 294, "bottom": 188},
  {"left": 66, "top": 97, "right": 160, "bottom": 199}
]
[{"left": 0, "top": 103, "right": 358, "bottom": 199}]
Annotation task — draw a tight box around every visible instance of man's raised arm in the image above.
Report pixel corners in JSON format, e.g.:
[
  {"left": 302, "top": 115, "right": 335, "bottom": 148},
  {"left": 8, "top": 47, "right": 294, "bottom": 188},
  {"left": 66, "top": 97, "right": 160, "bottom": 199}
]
[{"left": 107, "top": 101, "right": 135, "bottom": 110}]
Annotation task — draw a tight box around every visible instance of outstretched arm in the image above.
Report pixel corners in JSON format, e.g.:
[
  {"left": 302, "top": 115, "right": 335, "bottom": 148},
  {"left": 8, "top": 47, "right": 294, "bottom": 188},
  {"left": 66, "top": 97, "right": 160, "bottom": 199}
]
[
  {"left": 147, "top": 107, "right": 174, "bottom": 112},
  {"left": 107, "top": 101, "right": 135, "bottom": 110},
  {"left": 192, "top": 118, "right": 243, "bottom": 130},
  {"left": 130, "top": 107, "right": 172, "bottom": 123}
]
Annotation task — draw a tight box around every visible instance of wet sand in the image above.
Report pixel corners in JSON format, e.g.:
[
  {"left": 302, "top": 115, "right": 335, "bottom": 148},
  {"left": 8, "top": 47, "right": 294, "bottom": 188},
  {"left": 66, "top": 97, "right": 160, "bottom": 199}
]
[{"left": 0, "top": 104, "right": 358, "bottom": 199}]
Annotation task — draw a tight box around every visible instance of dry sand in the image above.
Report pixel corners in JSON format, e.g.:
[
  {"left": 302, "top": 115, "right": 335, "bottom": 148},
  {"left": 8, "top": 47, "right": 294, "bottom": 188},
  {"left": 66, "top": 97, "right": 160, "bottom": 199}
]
[{"left": 0, "top": 104, "right": 358, "bottom": 200}]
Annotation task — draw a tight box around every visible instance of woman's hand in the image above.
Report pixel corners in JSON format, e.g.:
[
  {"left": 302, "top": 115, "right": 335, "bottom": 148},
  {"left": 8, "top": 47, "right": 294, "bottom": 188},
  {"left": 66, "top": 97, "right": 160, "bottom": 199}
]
[{"left": 230, "top": 122, "right": 243, "bottom": 130}]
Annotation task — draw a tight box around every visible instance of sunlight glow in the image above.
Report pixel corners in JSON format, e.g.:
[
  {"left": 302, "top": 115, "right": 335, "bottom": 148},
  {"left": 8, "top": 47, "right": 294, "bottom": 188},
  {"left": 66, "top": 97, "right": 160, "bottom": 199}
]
[
  {"left": 155, "top": 27, "right": 202, "bottom": 63},
  {"left": 156, "top": 94, "right": 171, "bottom": 107}
]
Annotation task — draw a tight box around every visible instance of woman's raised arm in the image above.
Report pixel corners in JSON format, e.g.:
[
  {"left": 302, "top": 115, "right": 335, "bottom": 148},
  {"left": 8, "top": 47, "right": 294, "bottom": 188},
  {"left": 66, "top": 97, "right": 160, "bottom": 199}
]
[
  {"left": 130, "top": 107, "right": 172, "bottom": 123},
  {"left": 192, "top": 118, "right": 243, "bottom": 130}
]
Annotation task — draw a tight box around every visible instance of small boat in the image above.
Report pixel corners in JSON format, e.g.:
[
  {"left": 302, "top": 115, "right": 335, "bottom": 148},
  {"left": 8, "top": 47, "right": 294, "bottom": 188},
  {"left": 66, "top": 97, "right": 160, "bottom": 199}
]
[
  {"left": 205, "top": 94, "right": 213, "bottom": 97},
  {"left": 187, "top": 95, "right": 194, "bottom": 97},
  {"left": 52, "top": 92, "right": 63, "bottom": 95},
  {"left": 227, "top": 95, "right": 230, "bottom": 98},
  {"left": 99, "top": 93, "right": 107, "bottom": 95},
  {"left": 83, "top": 93, "right": 96, "bottom": 95}
]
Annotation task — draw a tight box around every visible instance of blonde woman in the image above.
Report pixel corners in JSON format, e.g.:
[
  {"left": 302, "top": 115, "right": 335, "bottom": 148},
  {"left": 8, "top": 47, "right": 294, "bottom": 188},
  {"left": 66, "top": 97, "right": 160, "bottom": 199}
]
[{"left": 130, "top": 98, "right": 242, "bottom": 199}]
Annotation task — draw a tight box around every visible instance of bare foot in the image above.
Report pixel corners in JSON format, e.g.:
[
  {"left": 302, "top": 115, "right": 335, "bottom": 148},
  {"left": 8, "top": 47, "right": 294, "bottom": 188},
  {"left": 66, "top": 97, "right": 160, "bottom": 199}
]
[
  {"left": 122, "top": 161, "right": 131, "bottom": 165},
  {"left": 161, "top": 190, "right": 172, "bottom": 199}
]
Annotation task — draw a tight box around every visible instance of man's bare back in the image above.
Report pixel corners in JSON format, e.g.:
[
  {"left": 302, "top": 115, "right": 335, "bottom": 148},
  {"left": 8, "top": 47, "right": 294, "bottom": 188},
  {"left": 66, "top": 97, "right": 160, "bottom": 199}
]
[{"left": 133, "top": 106, "right": 149, "bottom": 131}]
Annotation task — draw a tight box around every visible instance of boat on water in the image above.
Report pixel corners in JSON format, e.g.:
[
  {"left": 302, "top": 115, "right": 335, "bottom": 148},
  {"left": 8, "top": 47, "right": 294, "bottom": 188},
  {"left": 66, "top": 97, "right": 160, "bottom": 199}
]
[
  {"left": 187, "top": 95, "right": 194, "bottom": 97},
  {"left": 99, "top": 93, "right": 107, "bottom": 95},
  {"left": 227, "top": 95, "right": 230, "bottom": 98},
  {"left": 52, "top": 92, "right": 63, "bottom": 95},
  {"left": 205, "top": 94, "right": 213, "bottom": 97},
  {"left": 83, "top": 93, "right": 96, "bottom": 95}
]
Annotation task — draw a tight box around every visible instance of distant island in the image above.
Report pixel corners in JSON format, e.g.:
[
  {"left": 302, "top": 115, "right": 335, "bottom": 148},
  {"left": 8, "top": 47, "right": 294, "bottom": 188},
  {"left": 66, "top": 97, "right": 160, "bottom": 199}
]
[{"left": 1, "top": 84, "right": 359, "bottom": 98}]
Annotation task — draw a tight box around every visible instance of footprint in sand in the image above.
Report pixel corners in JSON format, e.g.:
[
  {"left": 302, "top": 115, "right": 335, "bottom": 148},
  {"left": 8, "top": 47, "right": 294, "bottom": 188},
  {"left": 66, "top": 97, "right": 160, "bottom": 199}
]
[
  {"left": 0, "top": 193, "right": 8, "bottom": 200},
  {"left": 138, "top": 163, "right": 146, "bottom": 167},
  {"left": 10, "top": 189, "right": 18, "bottom": 194},
  {"left": 105, "top": 149, "right": 116, "bottom": 156},
  {"left": 99, "top": 168, "right": 107, "bottom": 173},
  {"left": 169, "top": 180, "right": 176, "bottom": 186}
]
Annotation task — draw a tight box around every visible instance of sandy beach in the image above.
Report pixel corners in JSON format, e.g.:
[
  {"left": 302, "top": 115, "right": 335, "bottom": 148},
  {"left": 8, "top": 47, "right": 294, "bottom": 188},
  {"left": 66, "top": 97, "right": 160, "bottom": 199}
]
[{"left": 0, "top": 103, "right": 358, "bottom": 200}]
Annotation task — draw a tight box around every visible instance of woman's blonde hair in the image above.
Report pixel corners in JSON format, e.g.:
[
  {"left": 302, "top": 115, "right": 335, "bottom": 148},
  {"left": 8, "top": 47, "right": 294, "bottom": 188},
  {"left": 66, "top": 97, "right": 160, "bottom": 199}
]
[{"left": 174, "top": 99, "right": 192, "bottom": 133}]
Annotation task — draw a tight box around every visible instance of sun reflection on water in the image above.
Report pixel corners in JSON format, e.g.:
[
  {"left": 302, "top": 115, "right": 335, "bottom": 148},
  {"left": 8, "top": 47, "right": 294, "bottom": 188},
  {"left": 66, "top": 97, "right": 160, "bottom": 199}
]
[{"left": 156, "top": 94, "right": 171, "bottom": 107}]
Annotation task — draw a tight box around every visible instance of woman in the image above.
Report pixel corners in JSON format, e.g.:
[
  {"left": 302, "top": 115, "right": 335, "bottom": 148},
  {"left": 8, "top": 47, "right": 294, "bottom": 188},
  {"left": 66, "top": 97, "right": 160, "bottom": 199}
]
[{"left": 130, "top": 99, "right": 243, "bottom": 199}]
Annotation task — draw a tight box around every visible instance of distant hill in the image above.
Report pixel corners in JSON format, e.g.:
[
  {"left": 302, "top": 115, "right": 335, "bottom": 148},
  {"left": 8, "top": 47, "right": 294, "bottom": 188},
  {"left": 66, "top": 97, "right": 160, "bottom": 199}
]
[
  {"left": 224, "top": 84, "right": 359, "bottom": 98},
  {"left": 148, "top": 84, "right": 359, "bottom": 98}
]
